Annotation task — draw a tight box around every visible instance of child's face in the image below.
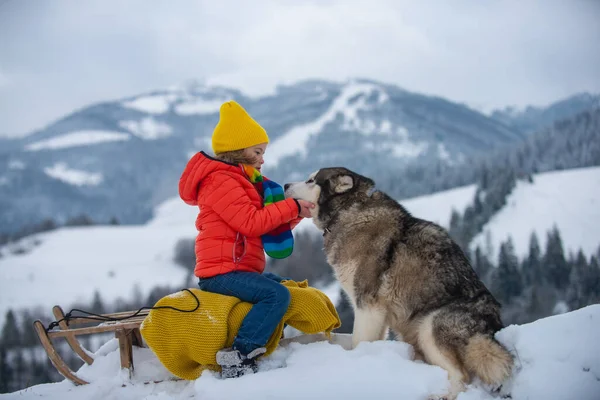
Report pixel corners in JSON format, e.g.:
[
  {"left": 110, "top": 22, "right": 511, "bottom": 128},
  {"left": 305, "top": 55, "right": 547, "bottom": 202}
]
[{"left": 243, "top": 143, "right": 268, "bottom": 171}]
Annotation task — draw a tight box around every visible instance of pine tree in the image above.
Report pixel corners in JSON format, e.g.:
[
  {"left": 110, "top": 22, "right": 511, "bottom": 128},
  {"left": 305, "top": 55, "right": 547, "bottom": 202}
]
[
  {"left": 29, "top": 357, "right": 53, "bottom": 387},
  {"left": 583, "top": 255, "right": 600, "bottom": 306},
  {"left": 19, "top": 311, "right": 39, "bottom": 348},
  {"left": 567, "top": 250, "right": 588, "bottom": 310},
  {"left": 448, "top": 209, "right": 462, "bottom": 245},
  {"left": 521, "top": 231, "right": 541, "bottom": 287},
  {"left": 90, "top": 291, "right": 106, "bottom": 315},
  {"left": 12, "top": 348, "right": 25, "bottom": 391},
  {"left": 543, "top": 226, "right": 570, "bottom": 290},
  {"left": 0, "top": 345, "right": 12, "bottom": 393},
  {"left": 493, "top": 238, "right": 523, "bottom": 304},
  {"left": 473, "top": 246, "right": 493, "bottom": 285},
  {"left": 1, "top": 310, "right": 21, "bottom": 348}
]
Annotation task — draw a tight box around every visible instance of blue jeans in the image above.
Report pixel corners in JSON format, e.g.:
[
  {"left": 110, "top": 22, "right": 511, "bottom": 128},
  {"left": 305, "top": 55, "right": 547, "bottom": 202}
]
[{"left": 198, "top": 271, "right": 291, "bottom": 355}]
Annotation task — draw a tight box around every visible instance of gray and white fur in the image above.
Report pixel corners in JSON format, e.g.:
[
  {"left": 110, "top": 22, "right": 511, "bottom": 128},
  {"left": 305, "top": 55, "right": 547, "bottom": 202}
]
[{"left": 285, "top": 167, "right": 514, "bottom": 400}]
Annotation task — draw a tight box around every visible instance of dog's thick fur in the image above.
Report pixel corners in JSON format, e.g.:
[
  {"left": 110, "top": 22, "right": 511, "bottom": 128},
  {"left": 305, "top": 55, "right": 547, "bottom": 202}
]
[{"left": 285, "top": 167, "right": 514, "bottom": 399}]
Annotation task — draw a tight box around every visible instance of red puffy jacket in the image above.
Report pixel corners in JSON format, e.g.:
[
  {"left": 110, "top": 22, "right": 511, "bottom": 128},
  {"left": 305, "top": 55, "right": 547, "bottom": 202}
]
[{"left": 179, "top": 151, "right": 302, "bottom": 278}]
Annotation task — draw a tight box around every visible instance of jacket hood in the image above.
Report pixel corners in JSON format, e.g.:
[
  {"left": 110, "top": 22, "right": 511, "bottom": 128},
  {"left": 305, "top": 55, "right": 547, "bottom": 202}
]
[{"left": 179, "top": 151, "right": 242, "bottom": 205}]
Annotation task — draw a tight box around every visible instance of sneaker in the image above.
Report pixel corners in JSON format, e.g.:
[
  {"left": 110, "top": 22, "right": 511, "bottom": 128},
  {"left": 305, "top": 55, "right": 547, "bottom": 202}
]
[{"left": 216, "top": 347, "right": 266, "bottom": 379}]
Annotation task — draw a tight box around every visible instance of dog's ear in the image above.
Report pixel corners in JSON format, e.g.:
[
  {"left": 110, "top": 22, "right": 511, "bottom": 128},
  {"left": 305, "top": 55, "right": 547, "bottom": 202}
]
[{"left": 333, "top": 175, "right": 353, "bottom": 193}]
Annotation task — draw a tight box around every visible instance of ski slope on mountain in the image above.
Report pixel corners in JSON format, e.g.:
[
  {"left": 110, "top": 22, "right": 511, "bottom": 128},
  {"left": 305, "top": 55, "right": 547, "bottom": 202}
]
[
  {"left": 3, "top": 304, "right": 599, "bottom": 400},
  {"left": 470, "top": 166, "right": 600, "bottom": 261}
]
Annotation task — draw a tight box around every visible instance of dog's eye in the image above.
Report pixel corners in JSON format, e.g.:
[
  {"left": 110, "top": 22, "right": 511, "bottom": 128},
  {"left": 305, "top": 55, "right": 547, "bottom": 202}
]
[{"left": 306, "top": 179, "right": 314, "bottom": 184}]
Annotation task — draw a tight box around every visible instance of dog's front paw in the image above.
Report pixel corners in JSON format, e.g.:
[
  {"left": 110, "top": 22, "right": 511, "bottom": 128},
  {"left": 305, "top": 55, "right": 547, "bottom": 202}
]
[{"left": 427, "top": 381, "right": 463, "bottom": 400}]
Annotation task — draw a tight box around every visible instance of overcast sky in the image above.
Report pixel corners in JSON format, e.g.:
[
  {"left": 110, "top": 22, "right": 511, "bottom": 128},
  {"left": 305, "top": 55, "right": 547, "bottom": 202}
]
[{"left": 1, "top": 0, "right": 599, "bottom": 136}]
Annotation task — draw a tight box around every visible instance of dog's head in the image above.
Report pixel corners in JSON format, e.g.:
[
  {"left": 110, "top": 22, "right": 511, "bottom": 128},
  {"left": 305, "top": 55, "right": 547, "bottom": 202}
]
[{"left": 284, "top": 167, "right": 375, "bottom": 229}]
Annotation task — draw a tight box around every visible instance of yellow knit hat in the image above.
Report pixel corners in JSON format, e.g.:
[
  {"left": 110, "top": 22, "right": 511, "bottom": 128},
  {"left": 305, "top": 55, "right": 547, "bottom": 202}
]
[{"left": 211, "top": 100, "right": 269, "bottom": 154}]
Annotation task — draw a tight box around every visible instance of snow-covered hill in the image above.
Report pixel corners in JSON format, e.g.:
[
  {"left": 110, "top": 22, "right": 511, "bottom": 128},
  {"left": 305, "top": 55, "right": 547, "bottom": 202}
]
[
  {"left": 470, "top": 166, "right": 600, "bottom": 261},
  {"left": 0, "top": 198, "right": 198, "bottom": 325},
  {"left": 2, "top": 166, "right": 599, "bottom": 326},
  {"left": 3, "top": 304, "right": 599, "bottom": 400}
]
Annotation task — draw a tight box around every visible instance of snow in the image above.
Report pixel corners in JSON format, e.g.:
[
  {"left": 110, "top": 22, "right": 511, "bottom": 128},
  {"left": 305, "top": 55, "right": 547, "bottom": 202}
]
[
  {"left": 437, "top": 142, "right": 452, "bottom": 162},
  {"left": 390, "top": 126, "right": 429, "bottom": 158},
  {"left": 264, "top": 81, "right": 390, "bottom": 167},
  {"left": 25, "top": 130, "right": 130, "bottom": 151},
  {"left": 0, "top": 197, "right": 199, "bottom": 326},
  {"left": 119, "top": 118, "right": 173, "bottom": 140},
  {"left": 470, "top": 166, "right": 600, "bottom": 261},
  {"left": 380, "top": 119, "right": 392, "bottom": 133},
  {"left": 4, "top": 304, "right": 599, "bottom": 400},
  {"left": 8, "top": 159, "right": 25, "bottom": 170},
  {"left": 496, "top": 304, "right": 600, "bottom": 400},
  {"left": 401, "top": 184, "right": 478, "bottom": 228},
  {"left": 44, "top": 162, "right": 103, "bottom": 186},
  {"left": 122, "top": 95, "right": 176, "bottom": 114},
  {"left": 174, "top": 99, "right": 224, "bottom": 115}
]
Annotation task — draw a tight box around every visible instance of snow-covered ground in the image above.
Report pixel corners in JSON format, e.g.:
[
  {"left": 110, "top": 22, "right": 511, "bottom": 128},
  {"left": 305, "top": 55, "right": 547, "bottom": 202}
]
[{"left": 3, "top": 304, "right": 599, "bottom": 400}]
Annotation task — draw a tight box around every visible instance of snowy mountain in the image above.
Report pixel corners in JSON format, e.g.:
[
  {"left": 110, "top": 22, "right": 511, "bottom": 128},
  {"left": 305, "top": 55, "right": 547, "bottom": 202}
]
[
  {"left": 489, "top": 92, "right": 600, "bottom": 134},
  {"left": 3, "top": 304, "right": 599, "bottom": 400},
  {"left": 0, "top": 78, "right": 525, "bottom": 234},
  {"left": 2, "top": 166, "right": 598, "bottom": 327}
]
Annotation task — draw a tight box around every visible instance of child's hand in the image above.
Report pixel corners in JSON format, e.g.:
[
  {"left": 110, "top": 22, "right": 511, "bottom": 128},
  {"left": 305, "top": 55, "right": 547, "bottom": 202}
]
[{"left": 297, "top": 199, "right": 315, "bottom": 218}]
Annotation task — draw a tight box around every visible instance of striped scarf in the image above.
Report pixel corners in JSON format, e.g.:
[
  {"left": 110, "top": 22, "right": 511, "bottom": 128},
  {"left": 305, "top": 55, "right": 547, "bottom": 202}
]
[{"left": 242, "top": 164, "right": 294, "bottom": 259}]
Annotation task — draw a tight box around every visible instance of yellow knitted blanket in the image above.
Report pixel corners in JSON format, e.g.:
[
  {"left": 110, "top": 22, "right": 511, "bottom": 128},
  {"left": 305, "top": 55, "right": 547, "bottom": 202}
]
[{"left": 139, "top": 280, "right": 341, "bottom": 380}]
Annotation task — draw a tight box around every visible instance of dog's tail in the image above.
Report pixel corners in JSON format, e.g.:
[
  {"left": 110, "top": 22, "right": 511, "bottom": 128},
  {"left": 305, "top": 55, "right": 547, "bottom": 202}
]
[{"left": 463, "top": 334, "right": 513, "bottom": 385}]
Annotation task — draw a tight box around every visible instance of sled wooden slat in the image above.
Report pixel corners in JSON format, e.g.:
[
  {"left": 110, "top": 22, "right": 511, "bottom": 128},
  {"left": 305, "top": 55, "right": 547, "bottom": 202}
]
[
  {"left": 33, "top": 320, "right": 90, "bottom": 385},
  {"left": 52, "top": 306, "right": 95, "bottom": 365},
  {"left": 115, "top": 328, "right": 134, "bottom": 375},
  {"left": 47, "top": 320, "right": 145, "bottom": 338},
  {"left": 33, "top": 307, "right": 149, "bottom": 385}
]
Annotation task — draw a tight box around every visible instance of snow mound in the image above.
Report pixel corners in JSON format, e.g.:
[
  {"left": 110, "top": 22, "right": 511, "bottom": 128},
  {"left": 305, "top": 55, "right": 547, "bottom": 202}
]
[{"left": 6, "top": 304, "right": 599, "bottom": 400}]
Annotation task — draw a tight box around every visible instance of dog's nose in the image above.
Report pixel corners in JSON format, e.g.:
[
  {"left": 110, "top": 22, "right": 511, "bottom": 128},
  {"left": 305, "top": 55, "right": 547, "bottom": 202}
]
[{"left": 284, "top": 183, "right": 291, "bottom": 190}]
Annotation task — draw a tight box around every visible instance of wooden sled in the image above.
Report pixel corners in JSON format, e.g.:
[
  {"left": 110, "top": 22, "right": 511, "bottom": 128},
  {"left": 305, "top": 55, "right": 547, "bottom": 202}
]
[
  {"left": 35, "top": 305, "right": 352, "bottom": 386},
  {"left": 33, "top": 306, "right": 149, "bottom": 385}
]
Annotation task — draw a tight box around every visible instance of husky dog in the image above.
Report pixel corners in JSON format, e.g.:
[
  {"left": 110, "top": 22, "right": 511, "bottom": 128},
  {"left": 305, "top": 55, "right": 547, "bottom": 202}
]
[{"left": 284, "top": 168, "right": 514, "bottom": 400}]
